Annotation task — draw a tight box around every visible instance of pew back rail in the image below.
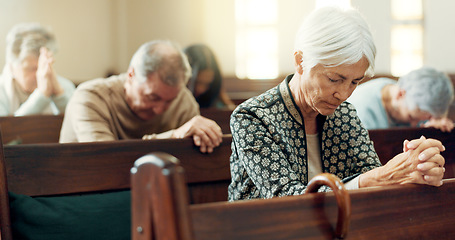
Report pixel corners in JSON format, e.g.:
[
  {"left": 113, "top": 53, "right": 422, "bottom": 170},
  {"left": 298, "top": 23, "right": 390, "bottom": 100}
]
[
  {"left": 0, "top": 135, "right": 233, "bottom": 240},
  {"left": 131, "top": 152, "right": 455, "bottom": 240},
  {"left": 131, "top": 153, "right": 351, "bottom": 240},
  {"left": 0, "top": 115, "right": 64, "bottom": 144}
]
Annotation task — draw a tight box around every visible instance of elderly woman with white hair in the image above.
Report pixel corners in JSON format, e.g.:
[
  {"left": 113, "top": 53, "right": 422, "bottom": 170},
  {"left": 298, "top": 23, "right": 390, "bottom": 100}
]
[
  {"left": 0, "top": 22, "right": 75, "bottom": 116},
  {"left": 348, "top": 67, "right": 454, "bottom": 132},
  {"left": 228, "top": 6, "right": 446, "bottom": 201}
]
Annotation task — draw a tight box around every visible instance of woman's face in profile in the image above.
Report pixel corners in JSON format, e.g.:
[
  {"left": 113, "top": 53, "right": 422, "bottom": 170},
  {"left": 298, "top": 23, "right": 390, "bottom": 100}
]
[
  {"left": 300, "top": 57, "right": 368, "bottom": 116},
  {"left": 194, "top": 69, "right": 215, "bottom": 97}
]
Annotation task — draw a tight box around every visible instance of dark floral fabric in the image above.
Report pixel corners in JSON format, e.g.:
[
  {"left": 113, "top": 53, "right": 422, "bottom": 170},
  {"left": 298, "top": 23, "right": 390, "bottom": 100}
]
[{"left": 228, "top": 75, "right": 382, "bottom": 201}]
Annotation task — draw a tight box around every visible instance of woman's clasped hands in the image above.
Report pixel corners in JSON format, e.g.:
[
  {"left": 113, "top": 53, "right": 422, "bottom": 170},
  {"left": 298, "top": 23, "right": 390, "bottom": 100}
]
[{"left": 360, "top": 136, "right": 445, "bottom": 187}]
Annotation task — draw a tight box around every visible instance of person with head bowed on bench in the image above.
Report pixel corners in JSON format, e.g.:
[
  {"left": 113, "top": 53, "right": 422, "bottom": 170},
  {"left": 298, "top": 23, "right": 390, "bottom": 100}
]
[
  {"left": 229, "top": 6, "right": 446, "bottom": 201},
  {"left": 60, "top": 40, "right": 222, "bottom": 153},
  {"left": 348, "top": 66, "right": 454, "bottom": 132},
  {"left": 0, "top": 22, "right": 75, "bottom": 116}
]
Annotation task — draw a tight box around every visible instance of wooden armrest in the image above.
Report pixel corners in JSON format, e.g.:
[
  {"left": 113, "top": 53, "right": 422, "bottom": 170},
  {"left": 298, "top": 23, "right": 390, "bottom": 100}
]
[{"left": 306, "top": 173, "right": 351, "bottom": 239}]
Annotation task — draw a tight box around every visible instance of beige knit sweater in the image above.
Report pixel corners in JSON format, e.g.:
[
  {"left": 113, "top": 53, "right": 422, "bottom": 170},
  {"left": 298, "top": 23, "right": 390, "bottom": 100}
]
[{"left": 59, "top": 74, "right": 199, "bottom": 143}]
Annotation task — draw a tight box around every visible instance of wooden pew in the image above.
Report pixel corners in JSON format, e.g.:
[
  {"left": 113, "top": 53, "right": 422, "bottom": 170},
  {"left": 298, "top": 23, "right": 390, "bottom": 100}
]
[
  {"left": 1, "top": 123, "right": 453, "bottom": 238},
  {"left": 0, "top": 134, "right": 233, "bottom": 240},
  {"left": 368, "top": 127, "right": 455, "bottom": 178},
  {"left": 131, "top": 153, "right": 351, "bottom": 240},
  {"left": 0, "top": 115, "right": 63, "bottom": 144},
  {"left": 200, "top": 108, "right": 232, "bottom": 134},
  {"left": 0, "top": 109, "right": 232, "bottom": 145},
  {"left": 2, "top": 135, "right": 232, "bottom": 199},
  {"left": 131, "top": 152, "right": 455, "bottom": 240}
]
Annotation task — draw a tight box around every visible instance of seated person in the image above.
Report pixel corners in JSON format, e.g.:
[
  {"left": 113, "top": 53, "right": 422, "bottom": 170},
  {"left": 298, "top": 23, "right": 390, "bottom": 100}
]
[
  {"left": 184, "top": 44, "right": 236, "bottom": 110},
  {"left": 229, "top": 6, "right": 445, "bottom": 201},
  {"left": 348, "top": 67, "right": 454, "bottom": 132},
  {"left": 59, "top": 40, "right": 222, "bottom": 153},
  {"left": 0, "top": 22, "right": 75, "bottom": 116}
]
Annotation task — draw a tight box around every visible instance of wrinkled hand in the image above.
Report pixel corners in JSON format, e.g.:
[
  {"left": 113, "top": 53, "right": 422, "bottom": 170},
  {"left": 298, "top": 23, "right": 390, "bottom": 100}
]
[
  {"left": 172, "top": 115, "right": 223, "bottom": 153},
  {"left": 36, "top": 47, "right": 63, "bottom": 97},
  {"left": 384, "top": 136, "right": 445, "bottom": 186},
  {"left": 421, "top": 117, "right": 454, "bottom": 132}
]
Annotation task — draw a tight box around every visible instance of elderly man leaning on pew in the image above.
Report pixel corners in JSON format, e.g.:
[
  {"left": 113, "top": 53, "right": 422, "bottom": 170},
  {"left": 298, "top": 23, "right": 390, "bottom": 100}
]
[{"left": 59, "top": 40, "right": 222, "bottom": 153}]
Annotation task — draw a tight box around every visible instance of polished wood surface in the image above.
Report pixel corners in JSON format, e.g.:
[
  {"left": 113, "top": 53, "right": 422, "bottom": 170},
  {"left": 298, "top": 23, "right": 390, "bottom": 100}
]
[
  {"left": 346, "top": 178, "right": 455, "bottom": 239},
  {"left": 3, "top": 136, "right": 232, "bottom": 200},
  {"left": 200, "top": 108, "right": 232, "bottom": 134},
  {"left": 0, "top": 115, "right": 63, "bottom": 144},
  {"left": 190, "top": 178, "right": 455, "bottom": 240},
  {"left": 131, "top": 152, "right": 455, "bottom": 240},
  {"left": 131, "top": 153, "right": 350, "bottom": 240},
  {"left": 0, "top": 135, "right": 232, "bottom": 240},
  {"left": 0, "top": 131, "right": 12, "bottom": 240},
  {"left": 306, "top": 173, "right": 350, "bottom": 239},
  {"left": 1, "top": 115, "right": 454, "bottom": 239}
]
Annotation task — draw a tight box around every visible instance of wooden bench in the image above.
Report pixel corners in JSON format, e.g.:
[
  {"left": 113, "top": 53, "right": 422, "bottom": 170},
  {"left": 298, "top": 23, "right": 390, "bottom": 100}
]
[
  {"left": 0, "top": 110, "right": 232, "bottom": 145},
  {"left": 0, "top": 133, "right": 233, "bottom": 240},
  {"left": 0, "top": 124, "right": 453, "bottom": 239},
  {"left": 0, "top": 115, "right": 64, "bottom": 144},
  {"left": 131, "top": 152, "right": 351, "bottom": 240},
  {"left": 131, "top": 152, "right": 455, "bottom": 240}
]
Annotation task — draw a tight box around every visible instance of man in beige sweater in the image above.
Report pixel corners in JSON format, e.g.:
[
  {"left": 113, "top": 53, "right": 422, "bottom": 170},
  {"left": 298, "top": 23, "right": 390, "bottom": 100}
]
[{"left": 60, "top": 40, "right": 222, "bottom": 153}]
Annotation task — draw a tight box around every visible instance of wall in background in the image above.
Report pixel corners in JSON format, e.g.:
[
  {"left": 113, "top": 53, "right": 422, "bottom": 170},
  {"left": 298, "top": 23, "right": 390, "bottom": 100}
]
[{"left": 0, "top": 0, "right": 454, "bottom": 84}]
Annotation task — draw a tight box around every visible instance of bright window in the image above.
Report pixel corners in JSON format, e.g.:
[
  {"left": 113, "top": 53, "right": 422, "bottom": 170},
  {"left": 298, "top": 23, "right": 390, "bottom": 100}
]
[
  {"left": 391, "top": 0, "right": 423, "bottom": 76},
  {"left": 234, "top": 0, "right": 351, "bottom": 79},
  {"left": 235, "top": 0, "right": 278, "bottom": 79},
  {"left": 315, "top": 0, "right": 351, "bottom": 9}
]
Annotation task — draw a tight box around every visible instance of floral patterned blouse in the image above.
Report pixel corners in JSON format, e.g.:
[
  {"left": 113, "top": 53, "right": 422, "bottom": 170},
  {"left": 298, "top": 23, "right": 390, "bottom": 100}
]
[{"left": 228, "top": 75, "right": 382, "bottom": 201}]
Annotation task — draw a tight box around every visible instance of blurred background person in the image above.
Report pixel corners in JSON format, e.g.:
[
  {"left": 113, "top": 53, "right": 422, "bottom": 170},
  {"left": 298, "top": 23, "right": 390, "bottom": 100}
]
[
  {"left": 348, "top": 66, "right": 454, "bottom": 132},
  {"left": 184, "top": 43, "right": 236, "bottom": 110},
  {"left": 0, "top": 22, "right": 75, "bottom": 116},
  {"left": 60, "top": 40, "right": 222, "bottom": 153}
]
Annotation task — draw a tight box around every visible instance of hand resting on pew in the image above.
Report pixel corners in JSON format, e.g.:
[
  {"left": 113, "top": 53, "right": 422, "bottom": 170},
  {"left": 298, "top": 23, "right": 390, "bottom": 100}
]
[
  {"left": 421, "top": 117, "right": 454, "bottom": 133},
  {"left": 144, "top": 115, "right": 223, "bottom": 153},
  {"left": 171, "top": 115, "right": 222, "bottom": 153}
]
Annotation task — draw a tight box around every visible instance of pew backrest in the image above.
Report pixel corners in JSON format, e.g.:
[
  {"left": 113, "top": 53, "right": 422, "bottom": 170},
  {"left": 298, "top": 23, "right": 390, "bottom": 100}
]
[
  {"left": 2, "top": 136, "right": 232, "bottom": 199},
  {"left": 200, "top": 108, "right": 232, "bottom": 134},
  {"left": 131, "top": 152, "right": 455, "bottom": 240},
  {"left": 0, "top": 115, "right": 63, "bottom": 144},
  {"left": 0, "top": 134, "right": 232, "bottom": 240},
  {"left": 131, "top": 153, "right": 351, "bottom": 240},
  {"left": 0, "top": 110, "right": 232, "bottom": 144}
]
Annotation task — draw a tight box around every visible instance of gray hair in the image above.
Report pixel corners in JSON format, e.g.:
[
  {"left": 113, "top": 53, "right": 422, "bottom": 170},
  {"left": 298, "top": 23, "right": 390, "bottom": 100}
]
[
  {"left": 5, "top": 22, "right": 58, "bottom": 64},
  {"left": 294, "top": 7, "right": 376, "bottom": 77},
  {"left": 398, "top": 67, "right": 454, "bottom": 118},
  {"left": 129, "top": 40, "right": 191, "bottom": 86}
]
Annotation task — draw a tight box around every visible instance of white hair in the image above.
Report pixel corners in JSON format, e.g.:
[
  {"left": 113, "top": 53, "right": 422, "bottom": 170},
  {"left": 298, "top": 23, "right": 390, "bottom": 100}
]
[
  {"left": 398, "top": 67, "right": 454, "bottom": 117},
  {"left": 129, "top": 40, "right": 192, "bottom": 86},
  {"left": 5, "top": 22, "right": 58, "bottom": 64},
  {"left": 294, "top": 7, "right": 376, "bottom": 77}
]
